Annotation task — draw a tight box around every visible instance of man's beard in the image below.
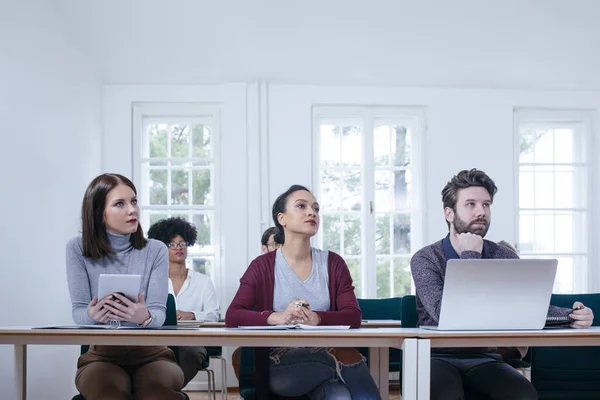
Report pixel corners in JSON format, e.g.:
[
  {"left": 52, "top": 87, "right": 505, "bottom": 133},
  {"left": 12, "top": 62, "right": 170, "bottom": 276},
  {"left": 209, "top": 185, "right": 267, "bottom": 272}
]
[{"left": 453, "top": 213, "right": 490, "bottom": 237}]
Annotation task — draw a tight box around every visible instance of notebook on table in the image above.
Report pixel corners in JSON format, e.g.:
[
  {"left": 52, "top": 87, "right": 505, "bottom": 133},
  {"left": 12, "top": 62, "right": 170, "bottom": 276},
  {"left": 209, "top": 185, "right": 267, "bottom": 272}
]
[
  {"left": 420, "top": 258, "right": 558, "bottom": 331},
  {"left": 232, "top": 324, "right": 351, "bottom": 330}
]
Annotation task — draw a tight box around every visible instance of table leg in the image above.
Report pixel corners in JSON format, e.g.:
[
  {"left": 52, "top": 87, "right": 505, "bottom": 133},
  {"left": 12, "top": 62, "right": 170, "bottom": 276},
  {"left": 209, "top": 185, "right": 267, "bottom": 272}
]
[
  {"left": 15, "top": 344, "right": 26, "bottom": 400},
  {"left": 417, "top": 339, "right": 431, "bottom": 400},
  {"left": 402, "top": 338, "right": 418, "bottom": 400},
  {"left": 378, "top": 347, "right": 389, "bottom": 400},
  {"left": 368, "top": 347, "right": 381, "bottom": 388}
]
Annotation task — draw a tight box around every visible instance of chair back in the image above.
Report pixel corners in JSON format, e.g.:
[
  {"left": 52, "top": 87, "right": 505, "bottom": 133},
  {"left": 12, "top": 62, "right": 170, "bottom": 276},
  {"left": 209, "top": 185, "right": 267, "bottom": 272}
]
[
  {"left": 400, "top": 295, "right": 418, "bottom": 328},
  {"left": 530, "top": 293, "right": 600, "bottom": 399}
]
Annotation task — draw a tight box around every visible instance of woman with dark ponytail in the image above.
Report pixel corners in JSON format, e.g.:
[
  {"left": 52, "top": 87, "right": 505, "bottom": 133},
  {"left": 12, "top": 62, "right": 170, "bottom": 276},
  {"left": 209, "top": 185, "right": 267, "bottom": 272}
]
[{"left": 226, "top": 185, "right": 381, "bottom": 399}]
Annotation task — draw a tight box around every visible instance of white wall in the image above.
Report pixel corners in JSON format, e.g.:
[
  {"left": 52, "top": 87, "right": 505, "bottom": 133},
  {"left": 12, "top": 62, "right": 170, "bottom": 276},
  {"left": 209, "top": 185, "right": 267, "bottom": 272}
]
[{"left": 0, "top": 1, "right": 102, "bottom": 399}]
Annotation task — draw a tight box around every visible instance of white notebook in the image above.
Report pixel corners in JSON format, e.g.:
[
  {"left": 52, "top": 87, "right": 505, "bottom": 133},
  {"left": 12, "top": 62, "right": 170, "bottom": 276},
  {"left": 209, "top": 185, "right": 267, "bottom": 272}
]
[{"left": 233, "top": 324, "right": 350, "bottom": 330}]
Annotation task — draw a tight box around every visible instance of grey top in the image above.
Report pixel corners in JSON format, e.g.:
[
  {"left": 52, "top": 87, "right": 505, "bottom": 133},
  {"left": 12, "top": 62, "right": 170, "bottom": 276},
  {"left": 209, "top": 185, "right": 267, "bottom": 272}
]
[
  {"left": 273, "top": 248, "right": 330, "bottom": 313},
  {"left": 411, "top": 235, "right": 571, "bottom": 354},
  {"left": 66, "top": 231, "right": 169, "bottom": 328}
]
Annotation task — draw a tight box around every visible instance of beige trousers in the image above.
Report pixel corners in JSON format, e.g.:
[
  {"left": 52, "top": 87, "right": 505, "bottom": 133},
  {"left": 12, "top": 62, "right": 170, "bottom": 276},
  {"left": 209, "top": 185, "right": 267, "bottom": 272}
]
[{"left": 75, "top": 345, "right": 185, "bottom": 400}]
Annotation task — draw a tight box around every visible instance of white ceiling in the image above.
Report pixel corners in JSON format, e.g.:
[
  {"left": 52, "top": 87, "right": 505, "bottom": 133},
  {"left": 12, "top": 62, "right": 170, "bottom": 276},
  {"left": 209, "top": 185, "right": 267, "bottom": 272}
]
[{"left": 54, "top": 0, "right": 600, "bottom": 89}]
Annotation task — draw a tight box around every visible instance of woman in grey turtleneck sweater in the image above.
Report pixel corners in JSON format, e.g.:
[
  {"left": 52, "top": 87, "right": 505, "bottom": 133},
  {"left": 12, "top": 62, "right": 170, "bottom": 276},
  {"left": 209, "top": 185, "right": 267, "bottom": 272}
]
[{"left": 66, "top": 173, "right": 185, "bottom": 400}]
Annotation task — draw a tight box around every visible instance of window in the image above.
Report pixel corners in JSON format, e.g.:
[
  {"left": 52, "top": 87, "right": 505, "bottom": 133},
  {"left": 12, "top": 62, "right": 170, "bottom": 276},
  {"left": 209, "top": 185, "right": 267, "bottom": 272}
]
[
  {"left": 313, "top": 106, "right": 425, "bottom": 298},
  {"left": 515, "top": 109, "right": 591, "bottom": 293},
  {"left": 133, "top": 103, "right": 220, "bottom": 280}
]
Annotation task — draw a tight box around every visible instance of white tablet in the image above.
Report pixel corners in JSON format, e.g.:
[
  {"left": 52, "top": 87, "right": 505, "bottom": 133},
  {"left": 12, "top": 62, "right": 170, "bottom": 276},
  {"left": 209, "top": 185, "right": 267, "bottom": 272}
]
[{"left": 97, "top": 274, "right": 142, "bottom": 302}]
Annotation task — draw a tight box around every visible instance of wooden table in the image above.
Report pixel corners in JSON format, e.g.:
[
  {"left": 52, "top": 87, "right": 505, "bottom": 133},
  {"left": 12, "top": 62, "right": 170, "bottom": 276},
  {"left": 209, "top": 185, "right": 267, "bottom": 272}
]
[
  {"left": 0, "top": 327, "right": 421, "bottom": 400},
  {"left": 413, "top": 327, "right": 600, "bottom": 400}
]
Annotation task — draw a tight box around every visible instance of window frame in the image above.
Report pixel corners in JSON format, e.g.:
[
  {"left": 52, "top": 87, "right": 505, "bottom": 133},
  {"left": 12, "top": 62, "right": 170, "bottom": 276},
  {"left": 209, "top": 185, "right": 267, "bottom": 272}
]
[
  {"left": 132, "top": 102, "right": 221, "bottom": 280},
  {"left": 514, "top": 108, "right": 594, "bottom": 293},
  {"left": 312, "top": 105, "right": 426, "bottom": 298}
]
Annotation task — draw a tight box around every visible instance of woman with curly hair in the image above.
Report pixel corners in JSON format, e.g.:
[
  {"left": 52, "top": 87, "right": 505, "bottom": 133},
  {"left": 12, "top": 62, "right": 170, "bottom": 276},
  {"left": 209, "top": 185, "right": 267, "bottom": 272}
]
[{"left": 148, "top": 217, "right": 220, "bottom": 387}]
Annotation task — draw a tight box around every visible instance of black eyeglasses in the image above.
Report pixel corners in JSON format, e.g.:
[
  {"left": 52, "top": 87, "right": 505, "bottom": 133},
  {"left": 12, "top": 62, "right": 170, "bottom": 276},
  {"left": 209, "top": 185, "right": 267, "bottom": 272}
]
[{"left": 167, "top": 242, "right": 191, "bottom": 249}]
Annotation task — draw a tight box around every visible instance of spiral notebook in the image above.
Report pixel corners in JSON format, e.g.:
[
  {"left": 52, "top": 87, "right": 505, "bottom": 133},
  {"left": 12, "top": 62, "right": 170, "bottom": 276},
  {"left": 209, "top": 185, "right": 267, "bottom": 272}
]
[{"left": 544, "top": 315, "right": 572, "bottom": 329}]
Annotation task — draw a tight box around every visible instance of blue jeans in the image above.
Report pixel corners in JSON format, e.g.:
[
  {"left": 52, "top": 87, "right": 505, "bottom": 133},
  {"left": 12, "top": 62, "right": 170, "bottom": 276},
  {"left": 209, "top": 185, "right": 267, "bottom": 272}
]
[{"left": 269, "top": 347, "right": 382, "bottom": 400}]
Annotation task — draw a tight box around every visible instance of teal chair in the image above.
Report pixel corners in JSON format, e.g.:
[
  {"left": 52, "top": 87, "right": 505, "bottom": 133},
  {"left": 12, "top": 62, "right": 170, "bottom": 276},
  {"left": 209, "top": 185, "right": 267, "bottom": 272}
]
[
  {"left": 530, "top": 293, "right": 600, "bottom": 400},
  {"left": 71, "top": 294, "right": 190, "bottom": 400},
  {"left": 356, "top": 297, "right": 403, "bottom": 387}
]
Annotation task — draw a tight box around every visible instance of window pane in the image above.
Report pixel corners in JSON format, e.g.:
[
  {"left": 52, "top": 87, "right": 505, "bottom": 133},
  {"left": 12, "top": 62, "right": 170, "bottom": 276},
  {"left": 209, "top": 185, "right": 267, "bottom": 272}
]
[
  {"left": 192, "top": 169, "right": 212, "bottom": 205},
  {"left": 190, "top": 256, "right": 213, "bottom": 276},
  {"left": 322, "top": 170, "right": 342, "bottom": 211},
  {"left": 554, "top": 129, "right": 573, "bottom": 163},
  {"left": 374, "top": 125, "right": 390, "bottom": 167},
  {"left": 391, "top": 125, "right": 411, "bottom": 167},
  {"left": 192, "top": 213, "right": 212, "bottom": 251},
  {"left": 519, "top": 128, "right": 535, "bottom": 163},
  {"left": 322, "top": 214, "right": 341, "bottom": 253},
  {"left": 343, "top": 215, "right": 361, "bottom": 255},
  {"left": 375, "top": 214, "right": 390, "bottom": 254},
  {"left": 533, "top": 129, "right": 554, "bottom": 163},
  {"left": 149, "top": 169, "right": 167, "bottom": 205},
  {"left": 346, "top": 258, "right": 361, "bottom": 297},
  {"left": 148, "top": 124, "right": 167, "bottom": 158},
  {"left": 533, "top": 169, "right": 554, "bottom": 208},
  {"left": 342, "top": 170, "right": 361, "bottom": 211},
  {"left": 554, "top": 213, "right": 573, "bottom": 253},
  {"left": 554, "top": 256, "right": 574, "bottom": 294},
  {"left": 533, "top": 213, "right": 555, "bottom": 253},
  {"left": 393, "top": 214, "right": 411, "bottom": 254},
  {"left": 518, "top": 212, "right": 535, "bottom": 253},
  {"left": 519, "top": 167, "right": 534, "bottom": 209},
  {"left": 554, "top": 168, "right": 573, "bottom": 208},
  {"left": 393, "top": 257, "right": 411, "bottom": 297},
  {"left": 192, "top": 124, "right": 211, "bottom": 158},
  {"left": 375, "top": 170, "right": 411, "bottom": 212},
  {"left": 374, "top": 170, "right": 393, "bottom": 212},
  {"left": 341, "top": 126, "right": 361, "bottom": 166},
  {"left": 149, "top": 213, "right": 169, "bottom": 226},
  {"left": 171, "top": 170, "right": 189, "bottom": 205},
  {"left": 170, "top": 125, "right": 189, "bottom": 158},
  {"left": 393, "top": 169, "right": 411, "bottom": 209},
  {"left": 320, "top": 124, "right": 341, "bottom": 167},
  {"left": 376, "top": 257, "right": 391, "bottom": 298}
]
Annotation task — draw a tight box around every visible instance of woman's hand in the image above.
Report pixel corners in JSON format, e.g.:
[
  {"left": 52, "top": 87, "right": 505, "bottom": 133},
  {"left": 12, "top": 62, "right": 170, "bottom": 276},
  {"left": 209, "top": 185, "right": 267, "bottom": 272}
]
[
  {"left": 292, "top": 299, "right": 321, "bottom": 326},
  {"left": 104, "top": 292, "right": 151, "bottom": 325},
  {"left": 87, "top": 295, "right": 112, "bottom": 323},
  {"left": 267, "top": 299, "right": 320, "bottom": 325},
  {"left": 177, "top": 310, "right": 195, "bottom": 320}
]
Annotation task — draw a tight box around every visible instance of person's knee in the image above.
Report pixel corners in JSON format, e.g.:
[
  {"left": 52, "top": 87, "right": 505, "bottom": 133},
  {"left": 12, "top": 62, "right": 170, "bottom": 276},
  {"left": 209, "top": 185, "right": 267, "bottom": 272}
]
[
  {"left": 500, "top": 384, "right": 538, "bottom": 400},
  {"left": 322, "top": 382, "right": 352, "bottom": 400},
  {"left": 134, "top": 384, "right": 184, "bottom": 400}
]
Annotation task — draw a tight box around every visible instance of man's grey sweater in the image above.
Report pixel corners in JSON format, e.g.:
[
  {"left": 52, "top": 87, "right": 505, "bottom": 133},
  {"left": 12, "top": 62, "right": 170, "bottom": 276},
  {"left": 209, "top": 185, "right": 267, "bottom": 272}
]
[
  {"left": 66, "top": 231, "right": 169, "bottom": 328},
  {"left": 410, "top": 235, "right": 571, "bottom": 354}
]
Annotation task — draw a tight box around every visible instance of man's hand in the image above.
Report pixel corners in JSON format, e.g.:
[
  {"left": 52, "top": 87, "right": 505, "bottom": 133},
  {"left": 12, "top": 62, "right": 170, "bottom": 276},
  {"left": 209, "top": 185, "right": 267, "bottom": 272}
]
[
  {"left": 104, "top": 292, "right": 151, "bottom": 325},
  {"left": 177, "top": 310, "right": 195, "bottom": 320},
  {"left": 451, "top": 224, "right": 483, "bottom": 254},
  {"left": 570, "top": 302, "right": 594, "bottom": 328}
]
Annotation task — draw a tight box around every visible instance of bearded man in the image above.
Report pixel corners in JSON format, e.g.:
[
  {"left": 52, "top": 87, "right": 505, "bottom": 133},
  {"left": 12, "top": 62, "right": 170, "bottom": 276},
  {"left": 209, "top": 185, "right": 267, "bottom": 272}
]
[{"left": 410, "top": 168, "right": 593, "bottom": 400}]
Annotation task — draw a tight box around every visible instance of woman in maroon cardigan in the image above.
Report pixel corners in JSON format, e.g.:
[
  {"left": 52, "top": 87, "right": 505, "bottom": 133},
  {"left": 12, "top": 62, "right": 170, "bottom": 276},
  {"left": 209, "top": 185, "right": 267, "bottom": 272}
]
[{"left": 226, "top": 185, "right": 381, "bottom": 399}]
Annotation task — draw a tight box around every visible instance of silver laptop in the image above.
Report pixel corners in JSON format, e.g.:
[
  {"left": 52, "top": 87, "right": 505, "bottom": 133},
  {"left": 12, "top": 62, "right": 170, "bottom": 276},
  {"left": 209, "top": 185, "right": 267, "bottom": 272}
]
[{"left": 421, "top": 259, "right": 558, "bottom": 331}]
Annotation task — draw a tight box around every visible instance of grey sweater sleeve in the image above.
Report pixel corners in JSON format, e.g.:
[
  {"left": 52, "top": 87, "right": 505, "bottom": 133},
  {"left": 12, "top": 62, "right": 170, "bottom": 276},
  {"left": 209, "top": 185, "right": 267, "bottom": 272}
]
[
  {"left": 144, "top": 241, "right": 169, "bottom": 327},
  {"left": 65, "top": 238, "right": 96, "bottom": 325}
]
